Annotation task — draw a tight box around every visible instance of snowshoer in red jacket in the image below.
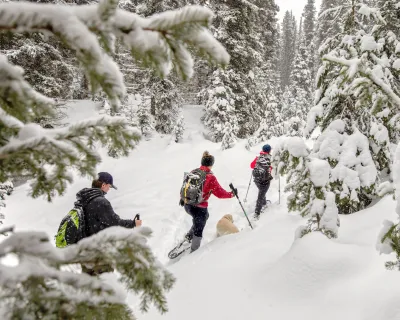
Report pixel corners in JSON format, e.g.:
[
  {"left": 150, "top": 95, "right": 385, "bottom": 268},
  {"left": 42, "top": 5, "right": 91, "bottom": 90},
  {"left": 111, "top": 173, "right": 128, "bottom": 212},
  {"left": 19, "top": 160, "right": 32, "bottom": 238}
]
[
  {"left": 251, "top": 144, "right": 273, "bottom": 219},
  {"left": 180, "top": 151, "right": 234, "bottom": 252}
]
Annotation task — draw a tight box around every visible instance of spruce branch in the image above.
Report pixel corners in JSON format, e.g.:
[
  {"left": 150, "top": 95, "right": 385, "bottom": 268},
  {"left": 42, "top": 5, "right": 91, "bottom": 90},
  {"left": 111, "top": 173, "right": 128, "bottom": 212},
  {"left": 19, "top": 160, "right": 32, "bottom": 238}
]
[
  {"left": 0, "top": 227, "right": 175, "bottom": 319},
  {"left": 0, "top": 116, "right": 140, "bottom": 200}
]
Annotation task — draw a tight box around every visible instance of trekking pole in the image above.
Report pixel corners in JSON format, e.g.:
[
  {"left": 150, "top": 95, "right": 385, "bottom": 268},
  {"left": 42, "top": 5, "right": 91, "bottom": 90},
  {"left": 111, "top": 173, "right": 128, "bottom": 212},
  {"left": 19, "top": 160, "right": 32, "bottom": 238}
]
[
  {"left": 229, "top": 183, "right": 253, "bottom": 230},
  {"left": 278, "top": 175, "right": 281, "bottom": 205},
  {"left": 243, "top": 173, "right": 252, "bottom": 203}
]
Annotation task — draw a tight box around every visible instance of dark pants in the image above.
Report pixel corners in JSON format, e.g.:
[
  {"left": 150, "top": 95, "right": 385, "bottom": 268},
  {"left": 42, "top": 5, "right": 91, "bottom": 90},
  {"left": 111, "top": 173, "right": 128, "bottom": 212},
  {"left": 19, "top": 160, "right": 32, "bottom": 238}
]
[
  {"left": 255, "top": 181, "right": 270, "bottom": 215},
  {"left": 184, "top": 204, "right": 209, "bottom": 238}
]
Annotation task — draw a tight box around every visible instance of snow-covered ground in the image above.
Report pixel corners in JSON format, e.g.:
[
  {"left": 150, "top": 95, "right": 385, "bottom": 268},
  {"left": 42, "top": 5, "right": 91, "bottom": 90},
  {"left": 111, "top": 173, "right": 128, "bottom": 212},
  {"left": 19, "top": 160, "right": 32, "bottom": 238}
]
[{"left": 3, "top": 101, "right": 400, "bottom": 320}]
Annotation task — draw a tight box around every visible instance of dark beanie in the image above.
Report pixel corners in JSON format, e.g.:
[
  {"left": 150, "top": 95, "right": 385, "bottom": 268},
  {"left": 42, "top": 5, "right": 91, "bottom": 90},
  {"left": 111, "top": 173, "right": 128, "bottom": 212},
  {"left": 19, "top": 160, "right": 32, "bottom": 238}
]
[{"left": 201, "top": 151, "right": 215, "bottom": 167}]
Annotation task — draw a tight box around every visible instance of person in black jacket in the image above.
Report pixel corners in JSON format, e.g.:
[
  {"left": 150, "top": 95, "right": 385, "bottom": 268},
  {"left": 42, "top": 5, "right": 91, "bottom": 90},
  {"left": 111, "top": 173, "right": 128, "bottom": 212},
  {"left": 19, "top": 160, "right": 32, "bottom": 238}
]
[{"left": 76, "top": 172, "right": 142, "bottom": 276}]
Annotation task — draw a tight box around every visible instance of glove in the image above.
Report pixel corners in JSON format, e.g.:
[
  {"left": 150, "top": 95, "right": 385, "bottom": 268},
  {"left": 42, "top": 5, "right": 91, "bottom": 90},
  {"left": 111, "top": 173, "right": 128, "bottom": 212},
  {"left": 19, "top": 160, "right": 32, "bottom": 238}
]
[
  {"left": 232, "top": 188, "right": 238, "bottom": 197},
  {"left": 179, "top": 199, "right": 185, "bottom": 207}
]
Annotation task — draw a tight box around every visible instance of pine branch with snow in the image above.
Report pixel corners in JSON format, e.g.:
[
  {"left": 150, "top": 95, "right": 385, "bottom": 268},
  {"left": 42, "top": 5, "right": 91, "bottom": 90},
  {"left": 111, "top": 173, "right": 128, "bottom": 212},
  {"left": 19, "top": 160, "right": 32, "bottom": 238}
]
[{"left": 0, "top": 226, "right": 175, "bottom": 319}]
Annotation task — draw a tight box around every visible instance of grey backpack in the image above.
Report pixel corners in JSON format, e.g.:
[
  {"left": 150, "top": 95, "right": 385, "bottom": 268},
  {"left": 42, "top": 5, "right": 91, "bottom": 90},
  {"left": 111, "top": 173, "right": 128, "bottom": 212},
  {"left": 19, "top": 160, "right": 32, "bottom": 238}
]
[
  {"left": 253, "top": 154, "right": 272, "bottom": 182},
  {"left": 180, "top": 169, "right": 208, "bottom": 205}
]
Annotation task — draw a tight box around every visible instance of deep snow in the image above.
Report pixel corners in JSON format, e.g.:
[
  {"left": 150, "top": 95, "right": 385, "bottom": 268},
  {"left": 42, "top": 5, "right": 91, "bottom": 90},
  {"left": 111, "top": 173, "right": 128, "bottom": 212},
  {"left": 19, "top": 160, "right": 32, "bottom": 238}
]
[{"left": 3, "top": 101, "right": 400, "bottom": 320}]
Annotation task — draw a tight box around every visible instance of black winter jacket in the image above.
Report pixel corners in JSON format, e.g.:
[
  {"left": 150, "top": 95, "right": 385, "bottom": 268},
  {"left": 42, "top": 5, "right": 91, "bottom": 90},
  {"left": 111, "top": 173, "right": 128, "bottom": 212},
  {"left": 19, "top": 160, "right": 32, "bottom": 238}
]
[{"left": 75, "top": 188, "right": 135, "bottom": 237}]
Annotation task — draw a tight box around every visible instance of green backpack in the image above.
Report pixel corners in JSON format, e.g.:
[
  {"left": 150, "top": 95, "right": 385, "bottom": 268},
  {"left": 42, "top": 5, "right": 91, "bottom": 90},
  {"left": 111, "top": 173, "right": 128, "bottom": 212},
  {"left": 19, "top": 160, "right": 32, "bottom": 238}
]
[{"left": 55, "top": 207, "right": 86, "bottom": 248}]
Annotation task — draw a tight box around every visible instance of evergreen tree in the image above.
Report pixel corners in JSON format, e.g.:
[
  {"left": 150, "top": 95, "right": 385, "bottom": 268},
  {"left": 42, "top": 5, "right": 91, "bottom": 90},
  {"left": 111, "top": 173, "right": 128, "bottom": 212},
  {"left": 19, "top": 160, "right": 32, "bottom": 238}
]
[
  {"left": 280, "top": 10, "right": 297, "bottom": 88},
  {"left": 203, "top": 0, "right": 279, "bottom": 139},
  {"left": 173, "top": 114, "right": 185, "bottom": 143},
  {"left": 221, "top": 122, "right": 236, "bottom": 150},
  {"left": 284, "top": 32, "right": 313, "bottom": 134},
  {"left": 307, "top": 1, "right": 400, "bottom": 213},
  {"left": 203, "top": 69, "right": 239, "bottom": 142},
  {"left": 0, "top": 1, "right": 229, "bottom": 316},
  {"left": 137, "top": 96, "right": 154, "bottom": 140},
  {"left": 302, "top": 0, "right": 317, "bottom": 81},
  {"left": 272, "top": 137, "right": 339, "bottom": 238},
  {"left": 151, "top": 78, "right": 182, "bottom": 134},
  {"left": 303, "top": 0, "right": 316, "bottom": 47},
  {"left": 316, "top": 0, "right": 342, "bottom": 50}
]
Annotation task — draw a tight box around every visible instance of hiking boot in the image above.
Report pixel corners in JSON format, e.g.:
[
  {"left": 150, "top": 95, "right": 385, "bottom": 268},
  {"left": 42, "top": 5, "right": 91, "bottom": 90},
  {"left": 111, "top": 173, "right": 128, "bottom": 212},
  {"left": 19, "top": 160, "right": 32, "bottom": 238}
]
[{"left": 185, "top": 233, "right": 193, "bottom": 242}]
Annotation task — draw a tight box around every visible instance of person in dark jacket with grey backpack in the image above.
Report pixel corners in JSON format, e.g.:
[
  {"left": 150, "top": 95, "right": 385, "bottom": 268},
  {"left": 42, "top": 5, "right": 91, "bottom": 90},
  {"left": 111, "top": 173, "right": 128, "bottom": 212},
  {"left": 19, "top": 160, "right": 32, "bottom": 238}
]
[
  {"left": 76, "top": 172, "right": 142, "bottom": 276},
  {"left": 250, "top": 144, "right": 273, "bottom": 219}
]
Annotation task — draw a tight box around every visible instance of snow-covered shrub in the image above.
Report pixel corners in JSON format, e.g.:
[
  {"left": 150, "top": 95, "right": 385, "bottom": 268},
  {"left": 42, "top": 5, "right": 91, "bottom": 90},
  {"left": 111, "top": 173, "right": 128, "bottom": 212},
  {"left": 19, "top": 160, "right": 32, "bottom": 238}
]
[
  {"left": 221, "top": 122, "right": 236, "bottom": 150},
  {"left": 377, "top": 142, "right": 400, "bottom": 270},
  {"left": 172, "top": 115, "right": 185, "bottom": 143},
  {"left": 272, "top": 137, "right": 339, "bottom": 239}
]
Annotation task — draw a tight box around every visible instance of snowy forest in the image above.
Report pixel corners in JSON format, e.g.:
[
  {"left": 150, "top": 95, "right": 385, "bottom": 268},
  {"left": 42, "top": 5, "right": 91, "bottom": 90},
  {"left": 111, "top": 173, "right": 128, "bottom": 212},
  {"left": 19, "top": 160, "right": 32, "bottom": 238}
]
[{"left": 2, "top": 0, "right": 400, "bottom": 319}]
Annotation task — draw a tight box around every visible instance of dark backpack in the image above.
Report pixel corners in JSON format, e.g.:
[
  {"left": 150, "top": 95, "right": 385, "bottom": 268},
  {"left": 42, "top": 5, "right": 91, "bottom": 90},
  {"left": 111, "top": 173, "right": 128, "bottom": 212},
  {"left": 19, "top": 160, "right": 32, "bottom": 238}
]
[
  {"left": 180, "top": 168, "right": 208, "bottom": 205},
  {"left": 253, "top": 154, "right": 272, "bottom": 182},
  {"left": 55, "top": 206, "right": 86, "bottom": 248}
]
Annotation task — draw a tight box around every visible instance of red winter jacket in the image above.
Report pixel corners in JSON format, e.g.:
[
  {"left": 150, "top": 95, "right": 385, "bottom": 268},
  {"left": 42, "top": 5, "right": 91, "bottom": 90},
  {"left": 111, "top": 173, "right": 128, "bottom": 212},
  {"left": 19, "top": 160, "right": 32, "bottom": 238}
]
[
  {"left": 197, "top": 166, "right": 234, "bottom": 208},
  {"left": 250, "top": 151, "right": 272, "bottom": 172}
]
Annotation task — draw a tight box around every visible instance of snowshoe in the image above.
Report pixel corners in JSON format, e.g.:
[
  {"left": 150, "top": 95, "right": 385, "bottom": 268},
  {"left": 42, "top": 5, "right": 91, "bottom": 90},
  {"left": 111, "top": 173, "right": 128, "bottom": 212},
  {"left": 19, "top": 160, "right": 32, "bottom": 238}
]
[
  {"left": 168, "top": 238, "right": 191, "bottom": 259},
  {"left": 261, "top": 200, "right": 272, "bottom": 212}
]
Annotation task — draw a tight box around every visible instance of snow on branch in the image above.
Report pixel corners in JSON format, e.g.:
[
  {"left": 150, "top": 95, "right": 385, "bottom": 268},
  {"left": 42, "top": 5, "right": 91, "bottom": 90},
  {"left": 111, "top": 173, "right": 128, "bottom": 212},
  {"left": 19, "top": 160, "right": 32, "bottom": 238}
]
[
  {"left": 0, "top": 226, "right": 175, "bottom": 318},
  {"left": 0, "top": 2, "right": 229, "bottom": 108},
  {"left": 0, "top": 116, "right": 140, "bottom": 200},
  {"left": 0, "top": 54, "right": 54, "bottom": 123}
]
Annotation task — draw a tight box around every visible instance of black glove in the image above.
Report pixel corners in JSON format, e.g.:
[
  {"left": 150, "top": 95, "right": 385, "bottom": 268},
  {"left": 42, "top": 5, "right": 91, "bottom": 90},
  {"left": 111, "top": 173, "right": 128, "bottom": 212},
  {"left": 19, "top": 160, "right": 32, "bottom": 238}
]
[{"left": 179, "top": 199, "right": 185, "bottom": 207}]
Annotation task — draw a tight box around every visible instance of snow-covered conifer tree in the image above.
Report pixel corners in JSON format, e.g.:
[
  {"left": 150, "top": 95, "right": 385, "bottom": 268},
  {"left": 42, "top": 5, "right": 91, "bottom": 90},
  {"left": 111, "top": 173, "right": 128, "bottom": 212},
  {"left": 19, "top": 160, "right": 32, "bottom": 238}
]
[
  {"left": 272, "top": 137, "right": 339, "bottom": 238},
  {"left": 203, "top": 0, "right": 279, "bottom": 139},
  {"left": 316, "top": 0, "right": 342, "bottom": 51},
  {"left": 280, "top": 11, "right": 297, "bottom": 88},
  {"left": 151, "top": 79, "right": 181, "bottom": 134},
  {"left": 301, "top": 0, "right": 317, "bottom": 83},
  {"left": 306, "top": 1, "right": 400, "bottom": 213},
  {"left": 221, "top": 122, "right": 236, "bottom": 150},
  {"left": 137, "top": 96, "right": 154, "bottom": 140},
  {"left": 173, "top": 114, "right": 185, "bottom": 143},
  {"left": 203, "top": 69, "right": 239, "bottom": 142},
  {"left": 0, "top": 1, "right": 229, "bottom": 317}
]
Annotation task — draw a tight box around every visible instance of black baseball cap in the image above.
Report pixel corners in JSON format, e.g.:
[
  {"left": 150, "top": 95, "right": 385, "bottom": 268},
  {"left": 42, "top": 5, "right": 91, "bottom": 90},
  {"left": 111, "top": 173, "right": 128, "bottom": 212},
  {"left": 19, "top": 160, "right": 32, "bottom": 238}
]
[{"left": 98, "top": 172, "right": 117, "bottom": 190}]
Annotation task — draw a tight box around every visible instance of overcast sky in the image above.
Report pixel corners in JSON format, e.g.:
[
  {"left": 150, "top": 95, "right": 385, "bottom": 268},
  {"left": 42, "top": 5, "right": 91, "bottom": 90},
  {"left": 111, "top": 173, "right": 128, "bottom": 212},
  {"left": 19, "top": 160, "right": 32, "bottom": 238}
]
[{"left": 275, "top": 0, "right": 322, "bottom": 24}]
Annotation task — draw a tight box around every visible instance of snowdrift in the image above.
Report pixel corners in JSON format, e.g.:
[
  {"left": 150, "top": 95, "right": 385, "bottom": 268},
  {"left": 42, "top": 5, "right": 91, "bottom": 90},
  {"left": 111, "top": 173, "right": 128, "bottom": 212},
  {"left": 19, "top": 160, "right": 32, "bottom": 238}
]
[{"left": 141, "top": 197, "right": 400, "bottom": 320}]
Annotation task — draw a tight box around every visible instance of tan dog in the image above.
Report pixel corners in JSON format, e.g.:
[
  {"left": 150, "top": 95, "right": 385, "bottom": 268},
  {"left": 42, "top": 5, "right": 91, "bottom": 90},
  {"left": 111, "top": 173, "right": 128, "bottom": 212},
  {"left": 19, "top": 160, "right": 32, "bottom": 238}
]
[{"left": 216, "top": 214, "right": 239, "bottom": 237}]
